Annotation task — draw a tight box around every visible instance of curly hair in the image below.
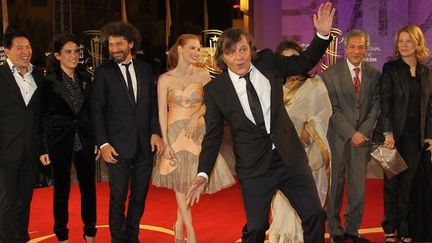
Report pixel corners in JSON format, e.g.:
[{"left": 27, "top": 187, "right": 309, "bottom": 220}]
[
  {"left": 214, "top": 28, "right": 257, "bottom": 70},
  {"left": 101, "top": 21, "right": 142, "bottom": 54}
]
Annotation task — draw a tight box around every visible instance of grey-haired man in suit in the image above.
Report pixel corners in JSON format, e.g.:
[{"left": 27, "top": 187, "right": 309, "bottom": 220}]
[{"left": 322, "top": 29, "right": 380, "bottom": 243}]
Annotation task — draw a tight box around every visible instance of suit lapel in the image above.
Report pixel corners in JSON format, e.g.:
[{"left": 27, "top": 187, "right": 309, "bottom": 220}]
[
  {"left": 253, "top": 62, "right": 279, "bottom": 131},
  {"left": 340, "top": 62, "right": 357, "bottom": 102},
  {"left": 75, "top": 71, "right": 87, "bottom": 113},
  {"left": 397, "top": 60, "right": 410, "bottom": 98},
  {"left": 110, "top": 61, "right": 136, "bottom": 107},
  {"left": 358, "top": 63, "right": 371, "bottom": 105},
  {"left": 419, "top": 64, "right": 430, "bottom": 116},
  {"left": 133, "top": 61, "right": 143, "bottom": 104},
  {"left": 27, "top": 70, "right": 43, "bottom": 107},
  {"left": 0, "top": 65, "right": 26, "bottom": 105},
  {"left": 52, "top": 71, "right": 75, "bottom": 112},
  {"left": 220, "top": 71, "right": 257, "bottom": 127}
]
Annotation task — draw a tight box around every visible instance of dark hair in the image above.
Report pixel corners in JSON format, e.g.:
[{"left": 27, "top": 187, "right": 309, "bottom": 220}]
[
  {"left": 275, "top": 40, "right": 303, "bottom": 56},
  {"left": 3, "top": 26, "right": 30, "bottom": 49},
  {"left": 214, "top": 28, "right": 257, "bottom": 70},
  {"left": 46, "top": 33, "right": 79, "bottom": 73},
  {"left": 275, "top": 39, "right": 313, "bottom": 81},
  {"left": 168, "top": 34, "right": 200, "bottom": 69},
  {"left": 101, "top": 21, "right": 142, "bottom": 54},
  {"left": 51, "top": 33, "right": 78, "bottom": 54}
]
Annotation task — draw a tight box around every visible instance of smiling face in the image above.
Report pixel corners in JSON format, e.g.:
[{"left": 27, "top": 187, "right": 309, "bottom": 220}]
[
  {"left": 222, "top": 36, "right": 252, "bottom": 76},
  {"left": 397, "top": 31, "right": 416, "bottom": 59},
  {"left": 179, "top": 38, "right": 201, "bottom": 65},
  {"left": 5, "top": 36, "right": 32, "bottom": 73},
  {"left": 108, "top": 35, "right": 133, "bottom": 63},
  {"left": 345, "top": 35, "right": 367, "bottom": 66},
  {"left": 55, "top": 41, "right": 79, "bottom": 74}
]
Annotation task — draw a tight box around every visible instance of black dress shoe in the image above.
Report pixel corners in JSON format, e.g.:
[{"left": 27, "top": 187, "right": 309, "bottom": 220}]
[
  {"left": 330, "top": 234, "right": 345, "bottom": 243},
  {"left": 344, "top": 233, "right": 370, "bottom": 243}
]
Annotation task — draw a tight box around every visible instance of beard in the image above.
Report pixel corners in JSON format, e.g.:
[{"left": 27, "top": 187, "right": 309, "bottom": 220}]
[{"left": 110, "top": 49, "right": 131, "bottom": 63}]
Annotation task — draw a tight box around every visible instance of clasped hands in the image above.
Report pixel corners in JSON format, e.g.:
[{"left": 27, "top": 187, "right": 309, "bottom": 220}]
[{"left": 350, "top": 132, "right": 369, "bottom": 147}]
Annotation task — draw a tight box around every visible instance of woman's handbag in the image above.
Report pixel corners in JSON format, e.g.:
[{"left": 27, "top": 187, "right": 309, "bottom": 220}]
[{"left": 370, "top": 144, "right": 408, "bottom": 179}]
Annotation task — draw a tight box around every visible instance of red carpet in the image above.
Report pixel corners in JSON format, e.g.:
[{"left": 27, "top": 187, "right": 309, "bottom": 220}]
[{"left": 29, "top": 179, "right": 385, "bottom": 242}]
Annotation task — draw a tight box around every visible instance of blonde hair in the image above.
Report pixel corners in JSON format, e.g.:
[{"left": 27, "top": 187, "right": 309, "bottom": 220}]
[
  {"left": 394, "top": 24, "right": 430, "bottom": 62},
  {"left": 168, "top": 34, "right": 200, "bottom": 69}
]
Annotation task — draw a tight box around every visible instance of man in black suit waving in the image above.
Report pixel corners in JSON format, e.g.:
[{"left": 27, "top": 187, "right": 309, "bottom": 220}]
[
  {"left": 0, "top": 27, "right": 46, "bottom": 243},
  {"left": 91, "top": 21, "right": 164, "bottom": 243},
  {"left": 187, "top": 3, "right": 335, "bottom": 243}
]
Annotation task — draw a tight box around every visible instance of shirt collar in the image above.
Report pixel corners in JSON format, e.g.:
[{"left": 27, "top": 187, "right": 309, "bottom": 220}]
[
  {"left": 6, "top": 58, "right": 33, "bottom": 75},
  {"left": 346, "top": 59, "right": 361, "bottom": 73},
  {"left": 227, "top": 64, "right": 254, "bottom": 82},
  {"left": 117, "top": 59, "right": 134, "bottom": 68}
]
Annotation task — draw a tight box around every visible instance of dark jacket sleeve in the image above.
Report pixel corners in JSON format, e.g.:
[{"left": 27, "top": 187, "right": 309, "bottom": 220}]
[
  {"left": 425, "top": 67, "right": 432, "bottom": 139},
  {"left": 148, "top": 67, "right": 161, "bottom": 136},
  {"left": 277, "top": 34, "right": 331, "bottom": 79},
  {"left": 197, "top": 85, "right": 224, "bottom": 176},
  {"left": 38, "top": 74, "right": 53, "bottom": 155},
  {"left": 358, "top": 67, "right": 381, "bottom": 136},
  {"left": 379, "top": 62, "right": 394, "bottom": 133},
  {"left": 90, "top": 67, "right": 109, "bottom": 147}
]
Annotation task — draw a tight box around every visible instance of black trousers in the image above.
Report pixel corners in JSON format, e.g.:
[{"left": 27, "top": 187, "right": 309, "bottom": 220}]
[
  {"left": 240, "top": 150, "right": 324, "bottom": 243},
  {"left": 382, "top": 135, "right": 421, "bottom": 237},
  {"left": 52, "top": 149, "right": 97, "bottom": 241},
  {"left": 107, "top": 144, "right": 152, "bottom": 243},
  {"left": 0, "top": 155, "right": 38, "bottom": 243}
]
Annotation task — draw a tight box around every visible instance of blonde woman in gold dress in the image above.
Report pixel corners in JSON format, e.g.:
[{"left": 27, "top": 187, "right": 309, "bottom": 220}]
[
  {"left": 152, "top": 34, "right": 235, "bottom": 243},
  {"left": 269, "top": 40, "right": 332, "bottom": 243}
]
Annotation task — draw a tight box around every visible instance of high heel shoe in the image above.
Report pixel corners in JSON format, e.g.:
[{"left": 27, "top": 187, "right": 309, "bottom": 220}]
[
  {"left": 84, "top": 235, "right": 95, "bottom": 243},
  {"left": 384, "top": 233, "right": 396, "bottom": 243},
  {"left": 173, "top": 225, "right": 185, "bottom": 243},
  {"left": 399, "top": 236, "right": 412, "bottom": 243}
]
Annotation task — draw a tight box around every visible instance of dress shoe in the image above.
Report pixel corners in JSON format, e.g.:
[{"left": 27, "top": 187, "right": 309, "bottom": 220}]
[
  {"left": 330, "top": 234, "right": 345, "bottom": 243},
  {"left": 399, "top": 236, "right": 413, "bottom": 242},
  {"left": 344, "top": 233, "right": 370, "bottom": 243}
]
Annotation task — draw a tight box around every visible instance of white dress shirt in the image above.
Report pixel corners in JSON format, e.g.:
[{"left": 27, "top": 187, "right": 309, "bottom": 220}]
[
  {"left": 228, "top": 65, "right": 272, "bottom": 134},
  {"left": 100, "top": 60, "right": 139, "bottom": 149},
  {"left": 117, "top": 60, "right": 138, "bottom": 102},
  {"left": 198, "top": 65, "right": 274, "bottom": 180},
  {"left": 6, "top": 59, "right": 37, "bottom": 106},
  {"left": 197, "top": 33, "right": 329, "bottom": 180},
  {"left": 346, "top": 59, "right": 362, "bottom": 84}
]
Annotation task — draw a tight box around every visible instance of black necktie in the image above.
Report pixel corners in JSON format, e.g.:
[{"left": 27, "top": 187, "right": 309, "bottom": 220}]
[
  {"left": 242, "top": 72, "right": 266, "bottom": 131},
  {"left": 122, "top": 62, "right": 135, "bottom": 102}
]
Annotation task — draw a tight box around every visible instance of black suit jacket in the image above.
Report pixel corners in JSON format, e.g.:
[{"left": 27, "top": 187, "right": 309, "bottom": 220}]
[
  {"left": 376, "top": 59, "right": 432, "bottom": 143},
  {"left": 198, "top": 35, "right": 331, "bottom": 179},
  {"left": 39, "top": 69, "right": 94, "bottom": 160},
  {"left": 0, "top": 64, "right": 45, "bottom": 164},
  {"left": 91, "top": 59, "right": 161, "bottom": 160}
]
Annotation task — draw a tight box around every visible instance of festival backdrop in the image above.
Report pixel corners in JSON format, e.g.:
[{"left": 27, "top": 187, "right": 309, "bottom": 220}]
[{"left": 254, "top": 0, "right": 432, "bottom": 70}]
